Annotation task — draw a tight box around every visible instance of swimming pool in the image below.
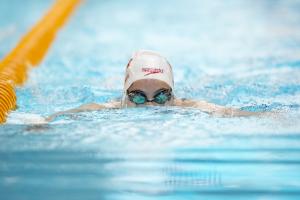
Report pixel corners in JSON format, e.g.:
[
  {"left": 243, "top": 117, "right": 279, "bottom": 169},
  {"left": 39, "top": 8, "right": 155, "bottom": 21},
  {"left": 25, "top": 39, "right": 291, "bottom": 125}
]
[{"left": 1, "top": 0, "right": 300, "bottom": 199}]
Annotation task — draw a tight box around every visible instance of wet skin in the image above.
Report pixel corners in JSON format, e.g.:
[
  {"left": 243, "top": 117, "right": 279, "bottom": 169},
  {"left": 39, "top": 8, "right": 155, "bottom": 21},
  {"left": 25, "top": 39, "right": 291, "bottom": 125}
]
[{"left": 46, "top": 79, "right": 271, "bottom": 122}]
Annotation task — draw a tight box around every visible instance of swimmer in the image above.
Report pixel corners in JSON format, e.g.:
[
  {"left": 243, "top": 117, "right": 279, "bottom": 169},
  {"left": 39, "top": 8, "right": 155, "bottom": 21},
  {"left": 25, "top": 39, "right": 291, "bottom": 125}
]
[{"left": 46, "top": 50, "right": 265, "bottom": 122}]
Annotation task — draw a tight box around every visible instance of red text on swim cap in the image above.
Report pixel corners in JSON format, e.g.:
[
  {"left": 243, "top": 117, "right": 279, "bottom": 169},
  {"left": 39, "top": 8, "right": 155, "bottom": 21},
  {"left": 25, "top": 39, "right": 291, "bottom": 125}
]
[{"left": 142, "top": 68, "right": 164, "bottom": 76}]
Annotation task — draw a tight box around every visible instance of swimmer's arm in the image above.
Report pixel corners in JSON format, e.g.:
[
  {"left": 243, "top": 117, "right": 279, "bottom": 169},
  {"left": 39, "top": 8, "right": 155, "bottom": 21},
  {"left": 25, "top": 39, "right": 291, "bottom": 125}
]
[
  {"left": 173, "top": 98, "right": 264, "bottom": 117},
  {"left": 45, "top": 102, "right": 121, "bottom": 122}
]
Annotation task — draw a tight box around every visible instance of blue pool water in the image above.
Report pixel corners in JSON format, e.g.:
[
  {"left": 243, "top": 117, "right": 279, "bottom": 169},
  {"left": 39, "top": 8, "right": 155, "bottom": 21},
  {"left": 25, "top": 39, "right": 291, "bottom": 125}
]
[{"left": 1, "top": 0, "right": 300, "bottom": 199}]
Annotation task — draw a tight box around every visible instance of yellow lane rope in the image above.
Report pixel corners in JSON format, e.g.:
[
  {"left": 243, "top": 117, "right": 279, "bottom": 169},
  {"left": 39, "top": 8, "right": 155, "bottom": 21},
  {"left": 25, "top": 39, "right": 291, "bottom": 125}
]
[{"left": 0, "top": 0, "right": 81, "bottom": 123}]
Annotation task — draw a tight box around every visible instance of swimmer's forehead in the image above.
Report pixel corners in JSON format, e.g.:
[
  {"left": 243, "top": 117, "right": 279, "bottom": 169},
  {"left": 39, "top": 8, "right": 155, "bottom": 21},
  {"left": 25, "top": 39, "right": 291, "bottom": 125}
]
[{"left": 127, "top": 79, "right": 171, "bottom": 92}]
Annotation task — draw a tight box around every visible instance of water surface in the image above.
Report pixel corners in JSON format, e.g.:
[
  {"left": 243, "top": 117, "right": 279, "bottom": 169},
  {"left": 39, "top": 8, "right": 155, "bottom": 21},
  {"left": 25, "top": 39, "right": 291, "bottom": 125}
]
[{"left": 1, "top": 0, "right": 300, "bottom": 199}]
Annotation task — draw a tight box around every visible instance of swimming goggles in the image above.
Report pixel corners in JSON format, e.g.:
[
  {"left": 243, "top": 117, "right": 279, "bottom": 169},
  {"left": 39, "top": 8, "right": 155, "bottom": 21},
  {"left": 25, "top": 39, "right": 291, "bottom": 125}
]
[{"left": 127, "top": 89, "right": 172, "bottom": 105}]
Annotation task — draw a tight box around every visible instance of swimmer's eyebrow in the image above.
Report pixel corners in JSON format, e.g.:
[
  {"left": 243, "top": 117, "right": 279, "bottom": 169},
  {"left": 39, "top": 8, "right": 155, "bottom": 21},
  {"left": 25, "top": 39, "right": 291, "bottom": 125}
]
[
  {"left": 153, "top": 88, "right": 171, "bottom": 95},
  {"left": 127, "top": 89, "right": 146, "bottom": 94}
]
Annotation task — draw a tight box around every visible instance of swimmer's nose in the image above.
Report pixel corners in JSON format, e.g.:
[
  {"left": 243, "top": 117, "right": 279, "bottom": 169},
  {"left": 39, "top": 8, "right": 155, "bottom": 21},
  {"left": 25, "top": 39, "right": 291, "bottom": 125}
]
[{"left": 145, "top": 102, "right": 155, "bottom": 106}]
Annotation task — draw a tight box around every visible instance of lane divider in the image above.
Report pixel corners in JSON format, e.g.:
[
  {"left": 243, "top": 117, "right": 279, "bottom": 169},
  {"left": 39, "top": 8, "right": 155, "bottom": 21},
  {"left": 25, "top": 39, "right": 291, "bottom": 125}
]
[{"left": 0, "top": 0, "right": 81, "bottom": 123}]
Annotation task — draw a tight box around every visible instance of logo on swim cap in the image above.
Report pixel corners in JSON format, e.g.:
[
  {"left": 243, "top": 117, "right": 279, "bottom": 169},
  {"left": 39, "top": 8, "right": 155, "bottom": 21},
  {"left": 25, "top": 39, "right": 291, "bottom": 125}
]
[
  {"left": 123, "top": 50, "right": 174, "bottom": 93},
  {"left": 142, "top": 68, "right": 164, "bottom": 76}
]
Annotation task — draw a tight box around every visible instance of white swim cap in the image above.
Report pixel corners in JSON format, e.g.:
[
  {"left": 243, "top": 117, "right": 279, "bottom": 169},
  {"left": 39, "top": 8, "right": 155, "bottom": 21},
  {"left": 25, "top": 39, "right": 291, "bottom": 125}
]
[{"left": 123, "top": 50, "right": 174, "bottom": 92}]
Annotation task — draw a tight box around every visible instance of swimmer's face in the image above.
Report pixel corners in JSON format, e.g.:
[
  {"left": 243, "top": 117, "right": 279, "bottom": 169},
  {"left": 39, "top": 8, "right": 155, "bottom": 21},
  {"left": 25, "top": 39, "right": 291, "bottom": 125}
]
[{"left": 126, "top": 79, "right": 174, "bottom": 107}]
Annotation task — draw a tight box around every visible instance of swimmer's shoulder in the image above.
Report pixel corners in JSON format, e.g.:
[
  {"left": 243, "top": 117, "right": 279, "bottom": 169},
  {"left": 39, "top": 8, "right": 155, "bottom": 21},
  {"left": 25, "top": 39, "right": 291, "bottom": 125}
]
[
  {"left": 102, "top": 101, "right": 121, "bottom": 109},
  {"left": 76, "top": 103, "right": 103, "bottom": 111},
  {"left": 79, "top": 101, "right": 121, "bottom": 110},
  {"left": 173, "top": 98, "right": 208, "bottom": 107}
]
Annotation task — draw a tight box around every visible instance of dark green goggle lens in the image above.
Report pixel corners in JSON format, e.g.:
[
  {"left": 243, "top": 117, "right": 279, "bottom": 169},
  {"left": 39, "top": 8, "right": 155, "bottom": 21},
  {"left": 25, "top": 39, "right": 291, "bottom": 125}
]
[
  {"left": 153, "top": 92, "right": 169, "bottom": 104},
  {"left": 128, "top": 89, "right": 172, "bottom": 105},
  {"left": 131, "top": 93, "right": 147, "bottom": 104}
]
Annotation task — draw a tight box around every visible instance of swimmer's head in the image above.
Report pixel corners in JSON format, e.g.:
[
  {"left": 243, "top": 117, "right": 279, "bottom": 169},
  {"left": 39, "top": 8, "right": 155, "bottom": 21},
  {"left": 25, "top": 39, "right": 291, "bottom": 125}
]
[{"left": 122, "top": 50, "right": 175, "bottom": 107}]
